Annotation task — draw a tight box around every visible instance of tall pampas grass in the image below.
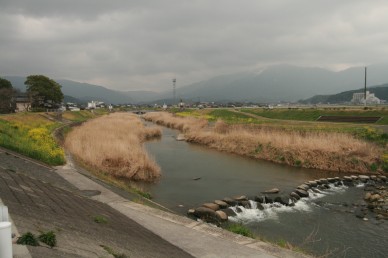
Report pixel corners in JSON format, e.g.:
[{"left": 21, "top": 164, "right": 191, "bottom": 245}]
[
  {"left": 144, "top": 112, "right": 382, "bottom": 173},
  {"left": 65, "top": 113, "right": 161, "bottom": 181}
]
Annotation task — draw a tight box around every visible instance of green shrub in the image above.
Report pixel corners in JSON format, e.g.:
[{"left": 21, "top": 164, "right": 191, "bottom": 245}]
[
  {"left": 94, "top": 215, "right": 108, "bottom": 224},
  {"left": 225, "top": 223, "right": 254, "bottom": 238},
  {"left": 38, "top": 231, "right": 57, "bottom": 248},
  {"left": 16, "top": 232, "right": 39, "bottom": 246},
  {"left": 370, "top": 163, "right": 378, "bottom": 172},
  {"left": 134, "top": 189, "right": 152, "bottom": 199}
]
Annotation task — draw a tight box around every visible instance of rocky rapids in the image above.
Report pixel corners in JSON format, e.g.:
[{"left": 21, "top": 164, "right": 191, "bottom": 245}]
[{"left": 187, "top": 174, "right": 388, "bottom": 225}]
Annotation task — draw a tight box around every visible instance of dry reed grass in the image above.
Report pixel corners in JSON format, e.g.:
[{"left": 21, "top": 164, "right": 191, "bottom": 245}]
[
  {"left": 143, "top": 112, "right": 208, "bottom": 132},
  {"left": 65, "top": 113, "right": 161, "bottom": 181},
  {"left": 144, "top": 112, "right": 383, "bottom": 173}
]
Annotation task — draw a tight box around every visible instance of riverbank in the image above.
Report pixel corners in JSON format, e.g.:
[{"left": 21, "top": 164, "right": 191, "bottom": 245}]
[
  {"left": 143, "top": 112, "right": 386, "bottom": 174},
  {"left": 65, "top": 112, "right": 162, "bottom": 182}
]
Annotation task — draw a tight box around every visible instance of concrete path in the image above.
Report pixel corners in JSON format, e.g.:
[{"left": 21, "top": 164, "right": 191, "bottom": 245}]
[{"left": 0, "top": 148, "right": 308, "bottom": 257}]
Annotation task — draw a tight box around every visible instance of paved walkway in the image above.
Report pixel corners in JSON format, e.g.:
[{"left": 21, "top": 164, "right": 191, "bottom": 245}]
[{"left": 0, "top": 149, "right": 308, "bottom": 258}]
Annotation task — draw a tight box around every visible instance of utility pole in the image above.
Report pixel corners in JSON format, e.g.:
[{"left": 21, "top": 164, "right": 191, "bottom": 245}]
[
  {"left": 172, "top": 78, "right": 176, "bottom": 106},
  {"left": 364, "top": 67, "right": 367, "bottom": 107}
]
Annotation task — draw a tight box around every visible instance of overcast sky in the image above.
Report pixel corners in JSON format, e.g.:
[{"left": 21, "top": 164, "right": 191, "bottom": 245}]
[{"left": 1, "top": 0, "right": 387, "bottom": 91}]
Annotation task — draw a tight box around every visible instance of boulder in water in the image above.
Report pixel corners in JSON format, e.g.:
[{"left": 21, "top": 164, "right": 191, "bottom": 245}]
[
  {"left": 214, "top": 200, "right": 229, "bottom": 209},
  {"left": 254, "top": 196, "right": 266, "bottom": 203},
  {"left": 274, "top": 195, "right": 290, "bottom": 206},
  {"left": 193, "top": 207, "right": 219, "bottom": 223},
  {"left": 263, "top": 195, "right": 274, "bottom": 203},
  {"left": 215, "top": 210, "right": 228, "bottom": 221},
  {"left": 233, "top": 195, "right": 248, "bottom": 201},
  {"left": 261, "top": 188, "right": 280, "bottom": 194},
  {"left": 370, "top": 194, "right": 381, "bottom": 202},
  {"left": 295, "top": 189, "right": 309, "bottom": 198},
  {"left": 290, "top": 192, "right": 300, "bottom": 201},
  {"left": 222, "top": 197, "right": 237, "bottom": 206},
  {"left": 256, "top": 203, "right": 265, "bottom": 210},
  {"left": 359, "top": 175, "right": 370, "bottom": 182},
  {"left": 364, "top": 192, "right": 371, "bottom": 201},
  {"left": 220, "top": 208, "right": 237, "bottom": 216},
  {"left": 239, "top": 200, "right": 251, "bottom": 208},
  {"left": 297, "top": 184, "right": 310, "bottom": 191},
  {"left": 202, "top": 203, "right": 220, "bottom": 211}
]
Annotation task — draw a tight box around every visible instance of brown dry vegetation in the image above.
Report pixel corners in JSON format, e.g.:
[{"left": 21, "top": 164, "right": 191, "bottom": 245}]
[
  {"left": 143, "top": 112, "right": 383, "bottom": 173},
  {"left": 65, "top": 113, "right": 161, "bottom": 181}
]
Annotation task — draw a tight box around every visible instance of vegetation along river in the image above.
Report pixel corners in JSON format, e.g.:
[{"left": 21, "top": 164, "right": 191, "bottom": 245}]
[{"left": 142, "top": 125, "right": 388, "bottom": 258}]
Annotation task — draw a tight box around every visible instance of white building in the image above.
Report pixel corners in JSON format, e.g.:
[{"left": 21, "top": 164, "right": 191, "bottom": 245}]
[
  {"left": 87, "top": 101, "right": 105, "bottom": 109},
  {"left": 351, "top": 91, "right": 380, "bottom": 105}
]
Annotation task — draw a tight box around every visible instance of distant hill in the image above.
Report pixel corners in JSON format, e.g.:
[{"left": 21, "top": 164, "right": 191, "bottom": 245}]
[
  {"left": 300, "top": 84, "right": 388, "bottom": 104},
  {"left": 156, "top": 63, "right": 388, "bottom": 103},
  {"left": 4, "top": 76, "right": 134, "bottom": 104},
  {"left": 4, "top": 63, "right": 388, "bottom": 104}
]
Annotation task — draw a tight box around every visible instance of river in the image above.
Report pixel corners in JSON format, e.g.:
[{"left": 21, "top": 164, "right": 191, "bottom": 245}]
[{"left": 143, "top": 125, "right": 388, "bottom": 258}]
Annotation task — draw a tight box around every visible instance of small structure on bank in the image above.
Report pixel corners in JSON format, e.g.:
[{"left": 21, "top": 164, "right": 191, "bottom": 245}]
[{"left": 15, "top": 94, "right": 31, "bottom": 112}]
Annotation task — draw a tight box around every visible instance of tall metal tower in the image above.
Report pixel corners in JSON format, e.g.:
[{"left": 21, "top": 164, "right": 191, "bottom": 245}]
[
  {"left": 364, "top": 67, "right": 367, "bottom": 106},
  {"left": 172, "top": 78, "right": 176, "bottom": 105}
]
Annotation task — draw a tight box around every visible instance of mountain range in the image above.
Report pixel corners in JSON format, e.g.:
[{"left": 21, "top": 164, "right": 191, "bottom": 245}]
[{"left": 4, "top": 63, "right": 388, "bottom": 104}]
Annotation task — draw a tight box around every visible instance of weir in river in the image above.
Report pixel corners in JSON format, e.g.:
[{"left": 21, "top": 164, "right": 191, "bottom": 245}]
[{"left": 142, "top": 124, "right": 388, "bottom": 258}]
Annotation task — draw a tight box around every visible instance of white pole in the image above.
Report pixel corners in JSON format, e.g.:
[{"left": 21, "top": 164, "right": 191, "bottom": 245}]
[
  {"left": 1, "top": 206, "right": 9, "bottom": 222},
  {"left": 0, "top": 222, "right": 12, "bottom": 258}
]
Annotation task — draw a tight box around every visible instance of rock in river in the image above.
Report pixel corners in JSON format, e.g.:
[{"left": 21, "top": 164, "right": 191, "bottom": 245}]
[
  {"left": 290, "top": 192, "right": 301, "bottom": 201},
  {"left": 202, "top": 203, "right": 220, "bottom": 211},
  {"left": 295, "top": 189, "right": 309, "bottom": 198},
  {"left": 214, "top": 200, "right": 229, "bottom": 209},
  {"left": 222, "top": 197, "right": 237, "bottom": 206},
  {"left": 220, "top": 208, "right": 237, "bottom": 216},
  {"left": 215, "top": 210, "right": 228, "bottom": 221},
  {"left": 233, "top": 195, "right": 248, "bottom": 201},
  {"left": 274, "top": 195, "right": 290, "bottom": 206},
  {"left": 262, "top": 188, "right": 280, "bottom": 194},
  {"left": 193, "top": 207, "right": 219, "bottom": 223}
]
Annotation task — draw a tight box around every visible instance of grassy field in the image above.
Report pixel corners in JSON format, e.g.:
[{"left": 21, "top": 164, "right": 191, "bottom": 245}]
[
  {"left": 0, "top": 110, "right": 109, "bottom": 165},
  {"left": 61, "top": 109, "right": 108, "bottom": 122},
  {"left": 145, "top": 111, "right": 388, "bottom": 173},
  {"left": 0, "top": 112, "right": 65, "bottom": 165},
  {"left": 240, "top": 107, "right": 388, "bottom": 125},
  {"left": 65, "top": 113, "right": 162, "bottom": 181}
]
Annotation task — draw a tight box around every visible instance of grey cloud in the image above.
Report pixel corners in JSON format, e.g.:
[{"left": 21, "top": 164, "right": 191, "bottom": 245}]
[{"left": 1, "top": 0, "right": 388, "bottom": 91}]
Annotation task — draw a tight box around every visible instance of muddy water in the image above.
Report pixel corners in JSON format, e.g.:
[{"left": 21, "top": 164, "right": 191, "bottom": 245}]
[{"left": 143, "top": 126, "right": 388, "bottom": 258}]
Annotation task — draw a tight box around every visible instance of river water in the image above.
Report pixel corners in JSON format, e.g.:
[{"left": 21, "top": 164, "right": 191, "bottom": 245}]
[{"left": 143, "top": 126, "right": 388, "bottom": 258}]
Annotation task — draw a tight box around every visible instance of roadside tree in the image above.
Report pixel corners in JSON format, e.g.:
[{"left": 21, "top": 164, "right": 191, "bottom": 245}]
[
  {"left": 25, "top": 75, "right": 64, "bottom": 108},
  {"left": 0, "top": 77, "right": 16, "bottom": 113}
]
